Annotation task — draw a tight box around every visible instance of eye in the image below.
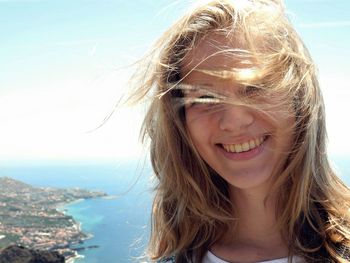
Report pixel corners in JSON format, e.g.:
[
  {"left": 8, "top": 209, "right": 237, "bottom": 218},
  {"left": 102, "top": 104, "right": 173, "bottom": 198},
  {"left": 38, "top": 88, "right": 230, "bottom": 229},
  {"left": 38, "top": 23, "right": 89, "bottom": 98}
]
[
  {"left": 242, "top": 85, "right": 261, "bottom": 97},
  {"left": 191, "top": 95, "right": 218, "bottom": 106}
]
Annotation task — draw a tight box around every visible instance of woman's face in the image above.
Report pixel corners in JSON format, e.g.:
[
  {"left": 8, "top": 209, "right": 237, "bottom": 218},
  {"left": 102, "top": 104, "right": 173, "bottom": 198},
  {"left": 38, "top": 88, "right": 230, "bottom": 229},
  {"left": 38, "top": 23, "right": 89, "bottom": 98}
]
[{"left": 182, "top": 34, "right": 295, "bottom": 191}]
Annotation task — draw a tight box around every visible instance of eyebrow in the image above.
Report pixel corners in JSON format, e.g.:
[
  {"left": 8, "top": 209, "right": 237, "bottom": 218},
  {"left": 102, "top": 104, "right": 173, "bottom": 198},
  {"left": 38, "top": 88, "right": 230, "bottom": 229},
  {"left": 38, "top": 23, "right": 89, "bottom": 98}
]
[
  {"left": 195, "top": 68, "right": 241, "bottom": 80},
  {"left": 177, "top": 84, "right": 230, "bottom": 100}
]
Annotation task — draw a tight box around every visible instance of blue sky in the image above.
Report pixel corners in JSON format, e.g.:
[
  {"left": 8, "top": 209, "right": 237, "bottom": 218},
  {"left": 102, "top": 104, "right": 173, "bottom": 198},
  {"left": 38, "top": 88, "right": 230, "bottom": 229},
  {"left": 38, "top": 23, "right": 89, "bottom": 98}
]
[{"left": 0, "top": 0, "right": 349, "bottom": 162}]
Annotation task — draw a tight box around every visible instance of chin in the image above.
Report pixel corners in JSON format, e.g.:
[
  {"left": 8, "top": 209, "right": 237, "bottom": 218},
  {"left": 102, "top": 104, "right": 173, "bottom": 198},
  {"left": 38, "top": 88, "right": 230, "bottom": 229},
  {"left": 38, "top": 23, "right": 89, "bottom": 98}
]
[{"left": 219, "top": 168, "right": 274, "bottom": 191}]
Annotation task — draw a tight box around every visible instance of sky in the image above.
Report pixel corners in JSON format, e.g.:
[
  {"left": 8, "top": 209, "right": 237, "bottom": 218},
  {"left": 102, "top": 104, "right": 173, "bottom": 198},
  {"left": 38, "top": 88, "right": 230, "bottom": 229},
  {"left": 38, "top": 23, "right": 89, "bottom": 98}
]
[{"left": 0, "top": 0, "right": 349, "bottom": 163}]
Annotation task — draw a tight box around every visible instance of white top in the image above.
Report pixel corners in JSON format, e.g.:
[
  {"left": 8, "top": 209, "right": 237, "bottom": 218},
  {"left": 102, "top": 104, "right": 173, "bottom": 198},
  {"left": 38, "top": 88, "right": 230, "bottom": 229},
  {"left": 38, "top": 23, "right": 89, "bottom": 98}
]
[{"left": 202, "top": 251, "right": 305, "bottom": 263}]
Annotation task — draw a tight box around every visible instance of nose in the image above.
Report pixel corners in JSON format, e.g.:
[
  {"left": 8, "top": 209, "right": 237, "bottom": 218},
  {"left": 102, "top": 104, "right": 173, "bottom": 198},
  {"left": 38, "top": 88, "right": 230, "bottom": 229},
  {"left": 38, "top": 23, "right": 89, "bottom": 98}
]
[{"left": 218, "top": 104, "right": 254, "bottom": 132}]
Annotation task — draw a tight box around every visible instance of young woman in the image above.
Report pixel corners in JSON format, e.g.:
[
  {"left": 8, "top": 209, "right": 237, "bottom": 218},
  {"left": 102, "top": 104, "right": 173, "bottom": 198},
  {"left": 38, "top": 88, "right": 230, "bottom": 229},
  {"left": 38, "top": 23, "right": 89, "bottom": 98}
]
[{"left": 130, "top": 0, "right": 350, "bottom": 262}]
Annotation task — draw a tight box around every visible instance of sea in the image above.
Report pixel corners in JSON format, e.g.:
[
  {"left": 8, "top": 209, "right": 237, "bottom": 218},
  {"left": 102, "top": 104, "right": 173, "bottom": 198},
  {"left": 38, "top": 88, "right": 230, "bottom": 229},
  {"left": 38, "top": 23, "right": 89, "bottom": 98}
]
[
  {"left": 0, "top": 159, "right": 153, "bottom": 263},
  {"left": 0, "top": 155, "right": 349, "bottom": 263}
]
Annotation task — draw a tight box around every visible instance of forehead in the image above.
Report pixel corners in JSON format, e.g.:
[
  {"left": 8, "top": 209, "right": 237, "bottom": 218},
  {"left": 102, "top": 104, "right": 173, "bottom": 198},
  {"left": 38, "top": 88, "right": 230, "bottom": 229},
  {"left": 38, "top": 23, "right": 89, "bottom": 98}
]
[
  {"left": 181, "top": 33, "right": 253, "bottom": 76},
  {"left": 180, "top": 33, "right": 261, "bottom": 95}
]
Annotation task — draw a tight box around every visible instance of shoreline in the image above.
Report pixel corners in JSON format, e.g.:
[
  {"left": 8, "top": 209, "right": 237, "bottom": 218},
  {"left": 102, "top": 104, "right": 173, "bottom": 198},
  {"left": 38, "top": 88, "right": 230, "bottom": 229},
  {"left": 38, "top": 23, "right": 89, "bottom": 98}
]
[
  {"left": 0, "top": 176, "right": 107, "bottom": 263},
  {"left": 57, "top": 198, "right": 85, "bottom": 213},
  {"left": 66, "top": 251, "right": 85, "bottom": 263},
  {"left": 60, "top": 199, "right": 88, "bottom": 262},
  {"left": 56, "top": 198, "right": 101, "bottom": 262}
]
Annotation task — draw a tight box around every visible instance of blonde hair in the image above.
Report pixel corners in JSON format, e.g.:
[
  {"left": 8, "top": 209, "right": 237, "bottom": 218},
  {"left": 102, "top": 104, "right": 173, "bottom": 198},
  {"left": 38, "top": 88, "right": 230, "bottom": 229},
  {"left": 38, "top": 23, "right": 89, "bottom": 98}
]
[{"left": 129, "top": 0, "right": 350, "bottom": 262}]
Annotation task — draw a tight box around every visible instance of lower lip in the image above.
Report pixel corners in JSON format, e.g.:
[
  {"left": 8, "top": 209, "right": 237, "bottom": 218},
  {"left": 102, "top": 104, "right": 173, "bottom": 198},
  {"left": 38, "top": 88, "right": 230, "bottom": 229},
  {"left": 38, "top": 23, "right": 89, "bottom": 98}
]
[{"left": 217, "top": 137, "right": 268, "bottom": 161}]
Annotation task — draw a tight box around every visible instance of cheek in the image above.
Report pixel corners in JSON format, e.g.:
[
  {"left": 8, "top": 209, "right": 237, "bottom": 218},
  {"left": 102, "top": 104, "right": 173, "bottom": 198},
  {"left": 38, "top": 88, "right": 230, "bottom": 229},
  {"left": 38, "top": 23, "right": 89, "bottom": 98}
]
[
  {"left": 275, "top": 106, "right": 295, "bottom": 132},
  {"left": 270, "top": 109, "right": 295, "bottom": 152},
  {"left": 262, "top": 100, "right": 295, "bottom": 130},
  {"left": 186, "top": 117, "right": 206, "bottom": 145},
  {"left": 185, "top": 111, "right": 214, "bottom": 152},
  {"left": 282, "top": 118, "right": 295, "bottom": 152}
]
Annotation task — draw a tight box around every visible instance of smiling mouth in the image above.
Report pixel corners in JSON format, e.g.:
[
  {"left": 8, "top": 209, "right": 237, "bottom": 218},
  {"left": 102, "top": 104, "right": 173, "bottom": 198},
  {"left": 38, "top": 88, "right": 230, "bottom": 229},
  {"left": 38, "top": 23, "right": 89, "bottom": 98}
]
[{"left": 221, "top": 135, "right": 268, "bottom": 153}]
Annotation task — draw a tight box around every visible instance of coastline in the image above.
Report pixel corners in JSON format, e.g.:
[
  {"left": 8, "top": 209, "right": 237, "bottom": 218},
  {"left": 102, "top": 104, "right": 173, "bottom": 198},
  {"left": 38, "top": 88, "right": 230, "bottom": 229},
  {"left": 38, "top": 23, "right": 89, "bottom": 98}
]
[
  {"left": 55, "top": 196, "right": 106, "bottom": 262},
  {"left": 66, "top": 251, "right": 85, "bottom": 263},
  {"left": 0, "top": 164, "right": 154, "bottom": 263},
  {"left": 58, "top": 198, "right": 94, "bottom": 262},
  {"left": 0, "top": 176, "right": 108, "bottom": 263},
  {"left": 57, "top": 198, "right": 85, "bottom": 213},
  {"left": 58, "top": 196, "right": 108, "bottom": 262}
]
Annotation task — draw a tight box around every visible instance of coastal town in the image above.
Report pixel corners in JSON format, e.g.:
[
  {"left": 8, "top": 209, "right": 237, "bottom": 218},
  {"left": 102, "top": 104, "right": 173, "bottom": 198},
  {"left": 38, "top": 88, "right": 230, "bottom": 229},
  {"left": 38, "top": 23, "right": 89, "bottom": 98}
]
[{"left": 0, "top": 176, "right": 107, "bottom": 261}]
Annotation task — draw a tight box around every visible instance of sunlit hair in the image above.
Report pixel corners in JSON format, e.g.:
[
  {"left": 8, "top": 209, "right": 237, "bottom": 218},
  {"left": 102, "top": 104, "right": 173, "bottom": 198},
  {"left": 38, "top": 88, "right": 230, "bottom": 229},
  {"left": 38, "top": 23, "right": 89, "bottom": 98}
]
[{"left": 128, "top": 0, "right": 350, "bottom": 262}]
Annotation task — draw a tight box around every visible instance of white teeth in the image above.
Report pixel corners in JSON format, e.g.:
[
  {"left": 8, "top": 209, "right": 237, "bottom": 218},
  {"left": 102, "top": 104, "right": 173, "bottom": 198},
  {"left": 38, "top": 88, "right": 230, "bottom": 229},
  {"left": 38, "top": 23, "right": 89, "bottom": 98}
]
[
  {"left": 249, "top": 140, "right": 256, "bottom": 148},
  {"left": 255, "top": 138, "right": 260, "bottom": 146},
  {"left": 235, "top": 144, "right": 242, "bottom": 153},
  {"left": 222, "top": 136, "right": 265, "bottom": 153},
  {"left": 242, "top": 142, "right": 249, "bottom": 151}
]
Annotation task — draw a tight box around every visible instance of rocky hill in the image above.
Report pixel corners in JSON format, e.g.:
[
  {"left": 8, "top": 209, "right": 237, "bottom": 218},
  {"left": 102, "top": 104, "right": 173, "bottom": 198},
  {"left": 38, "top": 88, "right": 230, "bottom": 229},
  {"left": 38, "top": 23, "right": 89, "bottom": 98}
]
[{"left": 0, "top": 245, "right": 64, "bottom": 263}]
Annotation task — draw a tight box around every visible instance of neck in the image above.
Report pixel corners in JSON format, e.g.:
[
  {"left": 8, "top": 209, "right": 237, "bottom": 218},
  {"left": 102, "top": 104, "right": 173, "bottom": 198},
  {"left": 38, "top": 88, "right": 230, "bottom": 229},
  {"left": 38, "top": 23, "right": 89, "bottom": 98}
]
[
  {"left": 229, "top": 183, "right": 284, "bottom": 251},
  {"left": 210, "top": 183, "right": 289, "bottom": 262},
  {"left": 229, "top": 185, "right": 282, "bottom": 245}
]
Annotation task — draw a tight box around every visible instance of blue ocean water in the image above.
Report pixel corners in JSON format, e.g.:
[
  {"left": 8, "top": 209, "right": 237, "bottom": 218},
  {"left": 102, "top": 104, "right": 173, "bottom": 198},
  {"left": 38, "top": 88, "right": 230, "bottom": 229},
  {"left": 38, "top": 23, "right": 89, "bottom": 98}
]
[
  {"left": 0, "top": 156, "right": 349, "bottom": 263},
  {"left": 0, "top": 159, "right": 153, "bottom": 263}
]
